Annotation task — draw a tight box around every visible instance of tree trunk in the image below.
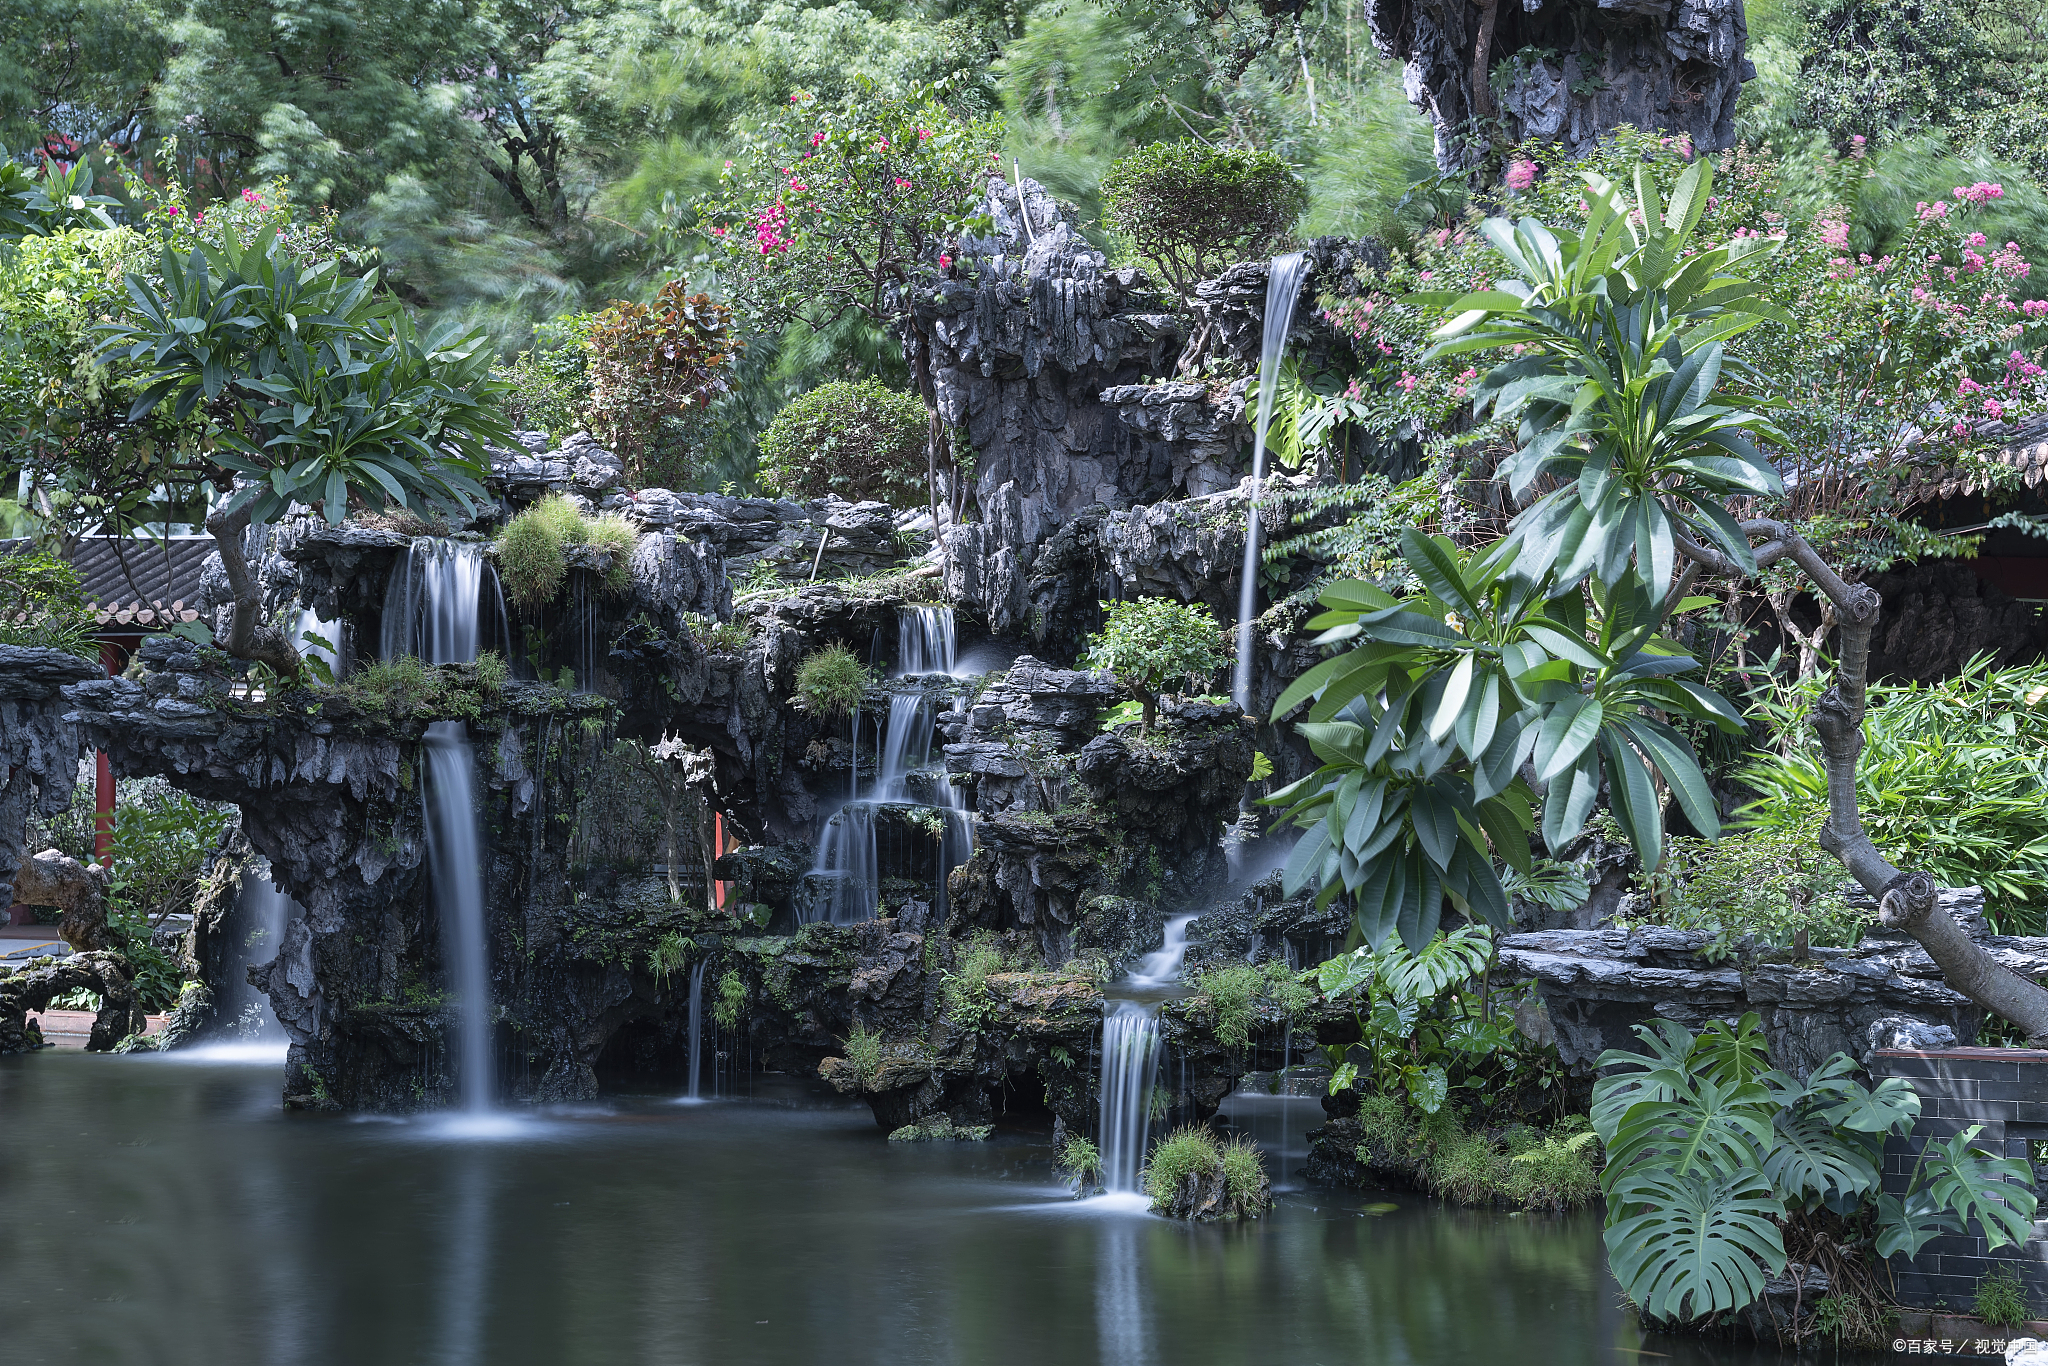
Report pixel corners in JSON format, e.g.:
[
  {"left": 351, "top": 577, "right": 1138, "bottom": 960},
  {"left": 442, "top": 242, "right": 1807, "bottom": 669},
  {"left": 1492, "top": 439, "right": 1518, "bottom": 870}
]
[
  {"left": 205, "top": 506, "right": 303, "bottom": 677},
  {"left": 1675, "top": 519, "right": 2048, "bottom": 1041}
]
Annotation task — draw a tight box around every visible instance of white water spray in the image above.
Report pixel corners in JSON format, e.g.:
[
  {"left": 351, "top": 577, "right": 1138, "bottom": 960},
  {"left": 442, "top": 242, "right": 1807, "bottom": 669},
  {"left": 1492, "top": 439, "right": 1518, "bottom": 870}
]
[
  {"left": 386, "top": 540, "right": 498, "bottom": 1113},
  {"left": 1232, "top": 252, "right": 1309, "bottom": 712},
  {"left": 1096, "top": 913, "right": 1198, "bottom": 1194}
]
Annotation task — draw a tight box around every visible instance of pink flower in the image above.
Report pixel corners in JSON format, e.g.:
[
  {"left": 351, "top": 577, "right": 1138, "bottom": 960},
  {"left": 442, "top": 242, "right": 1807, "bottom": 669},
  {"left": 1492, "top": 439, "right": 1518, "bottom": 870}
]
[
  {"left": 938, "top": 253, "right": 952, "bottom": 268},
  {"left": 1959, "top": 377, "right": 1984, "bottom": 395},
  {"left": 1504, "top": 159, "right": 1536, "bottom": 191},
  {"left": 893, "top": 177, "right": 910, "bottom": 189},
  {"left": 1818, "top": 218, "right": 1849, "bottom": 248},
  {"left": 810, "top": 132, "right": 825, "bottom": 146},
  {"left": 1917, "top": 201, "right": 1951, "bottom": 221},
  {"left": 917, "top": 128, "right": 932, "bottom": 141},
  {"left": 1967, "top": 231, "right": 1988, "bottom": 248},
  {"left": 1850, "top": 134, "right": 1867, "bottom": 159},
  {"left": 165, "top": 206, "right": 179, "bottom": 216},
  {"left": 1986, "top": 398, "right": 2006, "bottom": 419}
]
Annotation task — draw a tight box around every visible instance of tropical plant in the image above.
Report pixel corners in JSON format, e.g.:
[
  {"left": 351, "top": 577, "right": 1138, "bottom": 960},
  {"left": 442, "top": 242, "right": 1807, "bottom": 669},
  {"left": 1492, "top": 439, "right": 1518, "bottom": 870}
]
[
  {"left": 1100, "top": 141, "right": 1307, "bottom": 306},
  {"left": 582, "top": 283, "right": 736, "bottom": 489},
  {"left": 1080, "top": 597, "right": 1230, "bottom": 734},
  {"left": 97, "top": 228, "right": 508, "bottom": 674},
  {"left": 1269, "top": 155, "right": 2048, "bottom": 1039},
  {"left": 0, "top": 157, "right": 120, "bottom": 241},
  {"left": 1591, "top": 1013, "right": 2034, "bottom": 1322},
  {"left": 1630, "top": 815, "right": 1872, "bottom": 953},
  {"left": 756, "top": 379, "right": 928, "bottom": 506}
]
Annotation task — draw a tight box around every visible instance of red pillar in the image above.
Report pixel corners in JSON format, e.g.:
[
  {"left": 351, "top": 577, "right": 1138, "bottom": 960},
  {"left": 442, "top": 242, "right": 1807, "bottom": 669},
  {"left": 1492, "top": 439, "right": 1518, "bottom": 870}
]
[{"left": 713, "top": 812, "right": 729, "bottom": 910}]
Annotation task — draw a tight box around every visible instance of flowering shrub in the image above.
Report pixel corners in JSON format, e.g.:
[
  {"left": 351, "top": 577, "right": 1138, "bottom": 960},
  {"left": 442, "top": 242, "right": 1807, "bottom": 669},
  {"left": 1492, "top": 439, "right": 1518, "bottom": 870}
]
[
  {"left": 1099, "top": 141, "right": 1307, "bottom": 305},
  {"left": 701, "top": 84, "right": 1003, "bottom": 330},
  {"left": 756, "top": 379, "right": 928, "bottom": 505},
  {"left": 583, "top": 283, "right": 736, "bottom": 489}
]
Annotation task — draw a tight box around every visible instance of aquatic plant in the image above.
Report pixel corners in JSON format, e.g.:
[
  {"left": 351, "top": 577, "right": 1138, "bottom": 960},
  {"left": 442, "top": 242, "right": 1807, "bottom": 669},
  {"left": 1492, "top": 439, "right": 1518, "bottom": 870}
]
[{"left": 793, "top": 644, "right": 872, "bottom": 718}]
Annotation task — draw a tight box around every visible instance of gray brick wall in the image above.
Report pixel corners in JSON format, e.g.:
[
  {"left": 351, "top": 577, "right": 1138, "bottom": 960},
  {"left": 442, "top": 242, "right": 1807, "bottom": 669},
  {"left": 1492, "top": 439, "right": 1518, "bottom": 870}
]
[{"left": 1869, "top": 1048, "right": 2048, "bottom": 1309}]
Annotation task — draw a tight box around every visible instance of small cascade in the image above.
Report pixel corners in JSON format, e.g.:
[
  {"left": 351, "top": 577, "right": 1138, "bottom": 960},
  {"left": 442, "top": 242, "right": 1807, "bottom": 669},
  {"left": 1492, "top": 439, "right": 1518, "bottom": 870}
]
[
  {"left": 384, "top": 539, "right": 499, "bottom": 1112},
  {"left": 803, "top": 607, "right": 974, "bottom": 924},
  {"left": 1233, "top": 252, "right": 1309, "bottom": 712},
  {"left": 899, "top": 605, "right": 958, "bottom": 675},
  {"left": 230, "top": 868, "right": 297, "bottom": 1039},
  {"left": 1096, "top": 913, "right": 1199, "bottom": 1195},
  {"left": 685, "top": 959, "right": 709, "bottom": 1102}
]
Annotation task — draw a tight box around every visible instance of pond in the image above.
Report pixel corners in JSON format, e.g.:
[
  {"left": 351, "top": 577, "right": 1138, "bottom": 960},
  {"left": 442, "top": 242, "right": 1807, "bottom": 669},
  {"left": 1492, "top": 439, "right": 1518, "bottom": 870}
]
[{"left": 0, "top": 1052, "right": 1814, "bottom": 1366}]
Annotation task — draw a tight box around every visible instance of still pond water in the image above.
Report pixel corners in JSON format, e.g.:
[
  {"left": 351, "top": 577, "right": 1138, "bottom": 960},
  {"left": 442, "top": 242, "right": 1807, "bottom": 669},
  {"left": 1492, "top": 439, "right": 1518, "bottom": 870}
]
[{"left": 0, "top": 1051, "right": 1824, "bottom": 1366}]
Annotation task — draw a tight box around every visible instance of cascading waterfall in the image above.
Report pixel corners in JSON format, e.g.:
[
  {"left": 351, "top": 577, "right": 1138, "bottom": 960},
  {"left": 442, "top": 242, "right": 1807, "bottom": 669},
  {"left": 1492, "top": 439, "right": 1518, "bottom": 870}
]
[
  {"left": 231, "top": 866, "right": 297, "bottom": 1039},
  {"left": 384, "top": 539, "right": 498, "bottom": 1112},
  {"left": 686, "top": 959, "right": 709, "bottom": 1102},
  {"left": 803, "top": 607, "right": 972, "bottom": 924},
  {"left": 1232, "top": 252, "right": 1309, "bottom": 712},
  {"left": 1096, "top": 914, "right": 1198, "bottom": 1195}
]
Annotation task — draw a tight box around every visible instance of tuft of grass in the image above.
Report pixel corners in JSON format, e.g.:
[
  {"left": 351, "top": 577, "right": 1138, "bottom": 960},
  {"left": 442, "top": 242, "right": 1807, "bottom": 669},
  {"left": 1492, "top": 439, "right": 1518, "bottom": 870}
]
[
  {"left": 1502, "top": 1118, "right": 1601, "bottom": 1212},
  {"left": 842, "top": 1023, "right": 884, "bottom": 1087},
  {"left": 587, "top": 513, "right": 638, "bottom": 593},
  {"left": 1975, "top": 1265, "right": 2032, "bottom": 1328},
  {"left": 1354, "top": 1093, "right": 1414, "bottom": 1166},
  {"left": 794, "top": 643, "right": 871, "bottom": 718},
  {"left": 685, "top": 612, "right": 751, "bottom": 653},
  {"left": 648, "top": 931, "right": 689, "bottom": 981},
  {"left": 1193, "top": 960, "right": 1309, "bottom": 1051},
  {"left": 1057, "top": 1135, "right": 1103, "bottom": 1192},
  {"left": 474, "top": 649, "right": 508, "bottom": 698},
  {"left": 1424, "top": 1127, "right": 1509, "bottom": 1205},
  {"left": 1219, "top": 1134, "right": 1271, "bottom": 1217},
  {"left": 1144, "top": 1125, "right": 1221, "bottom": 1208},
  {"left": 494, "top": 495, "right": 639, "bottom": 607},
  {"left": 942, "top": 936, "right": 1009, "bottom": 1030}
]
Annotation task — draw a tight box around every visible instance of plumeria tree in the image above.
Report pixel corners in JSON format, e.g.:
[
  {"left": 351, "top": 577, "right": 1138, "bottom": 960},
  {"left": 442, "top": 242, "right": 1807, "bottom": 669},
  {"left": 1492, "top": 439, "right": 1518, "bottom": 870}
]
[
  {"left": 701, "top": 82, "right": 1003, "bottom": 523},
  {"left": 1269, "top": 158, "right": 2048, "bottom": 1045}
]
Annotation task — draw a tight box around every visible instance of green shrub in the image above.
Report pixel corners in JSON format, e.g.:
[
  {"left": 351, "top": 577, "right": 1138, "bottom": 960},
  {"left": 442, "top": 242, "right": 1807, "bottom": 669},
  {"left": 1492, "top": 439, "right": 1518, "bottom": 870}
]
[
  {"left": 794, "top": 643, "right": 871, "bottom": 718},
  {"left": 1100, "top": 142, "right": 1307, "bottom": 305},
  {"left": 1974, "top": 1265, "right": 2032, "bottom": 1328},
  {"left": 1144, "top": 1125, "right": 1221, "bottom": 1206},
  {"left": 1737, "top": 657, "right": 2048, "bottom": 934},
  {"left": 332, "top": 656, "right": 489, "bottom": 720},
  {"left": 0, "top": 548, "right": 94, "bottom": 657},
  {"left": 1354, "top": 1093, "right": 1414, "bottom": 1167},
  {"left": 1081, "top": 597, "right": 1230, "bottom": 733},
  {"left": 757, "top": 379, "right": 929, "bottom": 507},
  {"left": 494, "top": 495, "right": 639, "bottom": 609},
  {"left": 1502, "top": 1120, "right": 1601, "bottom": 1212},
  {"left": 473, "top": 650, "right": 508, "bottom": 698},
  {"left": 842, "top": 1023, "right": 884, "bottom": 1087},
  {"left": 106, "top": 779, "right": 237, "bottom": 931},
  {"left": 1628, "top": 813, "right": 1870, "bottom": 953},
  {"left": 496, "top": 312, "right": 595, "bottom": 439},
  {"left": 684, "top": 612, "right": 751, "bottom": 653},
  {"left": 1057, "top": 1134, "right": 1103, "bottom": 1193},
  {"left": 1219, "top": 1134, "right": 1271, "bottom": 1217}
]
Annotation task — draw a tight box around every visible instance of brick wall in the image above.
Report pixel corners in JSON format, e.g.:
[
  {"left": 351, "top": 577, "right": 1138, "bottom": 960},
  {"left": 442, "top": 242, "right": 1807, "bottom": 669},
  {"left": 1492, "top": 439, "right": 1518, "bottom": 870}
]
[{"left": 1869, "top": 1048, "right": 2048, "bottom": 1309}]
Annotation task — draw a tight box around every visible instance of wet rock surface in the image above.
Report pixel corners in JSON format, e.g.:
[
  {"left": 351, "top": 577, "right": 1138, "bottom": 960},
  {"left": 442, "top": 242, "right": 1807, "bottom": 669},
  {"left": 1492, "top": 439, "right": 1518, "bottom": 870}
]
[
  {"left": 0, "top": 645, "right": 97, "bottom": 898},
  {"left": 0, "top": 950, "right": 145, "bottom": 1053},
  {"left": 1496, "top": 889, "right": 2043, "bottom": 1077}
]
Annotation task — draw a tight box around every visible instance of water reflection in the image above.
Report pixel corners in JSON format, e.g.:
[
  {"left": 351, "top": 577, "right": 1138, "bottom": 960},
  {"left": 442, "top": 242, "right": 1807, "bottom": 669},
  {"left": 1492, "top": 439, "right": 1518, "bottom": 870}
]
[{"left": 0, "top": 1056, "right": 1814, "bottom": 1366}]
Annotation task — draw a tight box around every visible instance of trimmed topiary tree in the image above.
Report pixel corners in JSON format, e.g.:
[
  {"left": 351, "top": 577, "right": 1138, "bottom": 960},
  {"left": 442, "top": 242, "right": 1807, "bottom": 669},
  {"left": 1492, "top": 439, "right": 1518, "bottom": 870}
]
[
  {"left": 1081, "top": 597, "right": 1231, "bottom": 734},
  {"left": 757, "top": 380, "right": 928, "bottom": 507},
  {"left": 1101, "top": 141, "right": 1308, "bottom": 306}
]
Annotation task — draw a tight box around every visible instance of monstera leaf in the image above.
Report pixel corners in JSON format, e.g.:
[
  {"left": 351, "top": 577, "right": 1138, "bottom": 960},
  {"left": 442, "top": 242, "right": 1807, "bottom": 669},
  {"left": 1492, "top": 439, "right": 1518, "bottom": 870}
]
[
  {"left": 1604, "top": 1165, "right": 1787, "bottom": 1322},
  {"left": 1590, "top": 1018, "right": 1702, "bottom": 1143},
  {"left": 1602, "top": 1075, "right": 1776, "bottom": 1181},
  {"left": 1760, "top": 1104, "right": 1882, "bottom": 1207},
  {"left": 1923, "top": 1126, "right": 2040, "bottom": 1251}
]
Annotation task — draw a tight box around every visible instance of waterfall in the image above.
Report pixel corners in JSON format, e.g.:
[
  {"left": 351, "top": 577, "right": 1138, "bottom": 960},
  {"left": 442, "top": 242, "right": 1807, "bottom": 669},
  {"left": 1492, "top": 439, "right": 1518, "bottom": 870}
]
[
  {"left": 231, "top": 867, "right": 296, "bottom": 1039},
  {"left": 385, "top": 539, "right": 498, "bottom": 1112},
  {"left": 686, "top": 959, "right": 708, "bottom": 1102},
  {"left": 1096, "top": 913, "right": 1199, "bottom": 1195},
  {"left": 802, "top": 610, "right": 974, "bottom": 924},
  {"left": 899, "top": 605, "right": 957, "bottom": 675},
  {"left": 1232, "top": 252, "right": 1309, "bottom": 712}
]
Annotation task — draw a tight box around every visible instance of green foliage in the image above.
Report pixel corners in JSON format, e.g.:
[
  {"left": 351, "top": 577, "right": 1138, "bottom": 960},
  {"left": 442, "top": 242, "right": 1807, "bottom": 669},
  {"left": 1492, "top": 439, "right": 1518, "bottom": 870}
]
[
  {"left": 1218, "top": 1135, "right": 1269, "bottom": 1214},
  {"left": 1973, "top": 1265, "right": 2032, "bottom": 1328},
  {"left": 1736, "top": 658, "right": 2048, "bottom": 935},
  {"left": 1057, "top": 1134, "right": 1103, "bottom": 1193},
  {"left": 714, "top": 969, "right": 746, "bottom": 1030},
  {"left": 1192, "top": 960, "right": 1310, "bottom": 1051},
  {"left": 794, "top": 644, "right": 872, "bottom": 719},
  {"left": 649, "top": 931, "right": 690, "bottom": 981},
  {"left": 1080, "top": 597, "right": 1229, "bottom": 732},
  {"left": 330, "top": 656, "right": 489, "bottom": 721},
  {"left": 497, "top": 313, "right": 595, "bottom": 440},
  {"left": 101, "top": 228, "right": 507, "bottom": 530},
  {"left": 941, "top": 935, "right": 1010, "bottom": 1030},
  {"left": 1141, "top": 1125, "right": 1267, "bottom": 1217},
  {"left": 582, "top": 282, "right": 736, "bottom": 490},
  {"left": 1628, "top": 815, "right": 1871, "bottom": 953},
  {"left": 1099, "top": 141, "right": 1306, "bottom": 304},
  {"left": 1795, "top": 0, "right": 1997, "bottom": 145},
  {"left": 757, "top": 379, "right": 928, "bottom": 506},
  {"left": 1352, "top": 1098, "right": 1598, "bottom": 1210},
  {"left": 841, "top": 1023, "right": 885, "bottom": 1087},
  {"left": 1592, "top": 1014, "right": 2034, "bottom": 1323},
  {"left": 494, "top": 494, "right": 639, "bottom": 609},
  {"left": 0, "top": 548, "right": 94, "bottom": 657},
  {"left": 105, "top": 780, "right": 236, "bottom": 930},
  {"left": 1504, "top": 1120, "right": 1603, "bottom": 1211},
  {"left": 684, "top": 612, "right": 752, "bottom": 653}
]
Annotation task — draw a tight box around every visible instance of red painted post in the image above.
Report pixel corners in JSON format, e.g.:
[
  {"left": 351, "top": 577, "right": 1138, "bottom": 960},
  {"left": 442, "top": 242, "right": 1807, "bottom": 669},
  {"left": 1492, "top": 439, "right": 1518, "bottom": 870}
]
[{"left": 713, "top": 812, "right": 729, "bottom": 910}]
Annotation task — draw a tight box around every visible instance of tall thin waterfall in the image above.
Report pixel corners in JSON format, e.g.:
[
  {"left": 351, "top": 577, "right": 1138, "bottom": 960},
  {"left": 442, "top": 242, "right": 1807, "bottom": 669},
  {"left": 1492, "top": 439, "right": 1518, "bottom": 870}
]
[
  {"left": 686, "top": 959, "right": 708, "bottom": 1101},
  {"left": 1097, "top": 914, "right": 1198, "bottom": 1194},
  {"left": 384, "top": 539, "right": 498, "bottom": 1112},
  {"left": 232, "top": 865, "right": 297, "bottom": 1039},
  {"left": 1232, "top": 252, "right": 1309, "bottom": 711},
  {"left": 803, "top": 606, "right": 973, "bottom": 924}
]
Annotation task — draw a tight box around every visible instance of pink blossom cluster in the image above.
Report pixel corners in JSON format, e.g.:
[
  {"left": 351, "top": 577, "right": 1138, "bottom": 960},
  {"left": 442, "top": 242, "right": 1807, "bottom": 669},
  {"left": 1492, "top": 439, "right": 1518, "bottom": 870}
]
[
  {"left": 752, "top": 200, "right": 792, "bottom": 255},
  {"left": 1955, "top": 182, "right": 2004, "bottom": 205},
  {"left": 1504, "top": 159, "right": 1536, "bottom": 191}
]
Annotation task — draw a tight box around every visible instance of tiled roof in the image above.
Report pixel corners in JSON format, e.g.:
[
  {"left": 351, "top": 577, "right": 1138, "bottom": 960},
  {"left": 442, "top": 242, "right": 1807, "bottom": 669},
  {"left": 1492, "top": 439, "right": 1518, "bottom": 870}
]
[
  {"left": 64, "top": 536, "right": 213, "bottom": 629},
  {"left": 1900, "top": 418, "right": 2048, "bottom": 502}
]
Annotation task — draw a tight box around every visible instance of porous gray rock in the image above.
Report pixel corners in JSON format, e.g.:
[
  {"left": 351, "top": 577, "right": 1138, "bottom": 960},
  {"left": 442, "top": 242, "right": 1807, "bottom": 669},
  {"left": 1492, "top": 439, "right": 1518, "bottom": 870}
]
[
  {"left": 1495, "top": 891, "right": 2045, "bottom": 1076},
  {"left": 0, "top": 644, "right": 97, "bottom": 898},
  {"left": 0, "top": 950, "right": 145, "bottom": 1053}
]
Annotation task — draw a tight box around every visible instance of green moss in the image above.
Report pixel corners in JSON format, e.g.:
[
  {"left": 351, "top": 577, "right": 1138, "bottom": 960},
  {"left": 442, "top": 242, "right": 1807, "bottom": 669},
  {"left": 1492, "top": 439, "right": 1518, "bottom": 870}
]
[{"left": 794, "top": 644, "right": 871, "bottom": 718}]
